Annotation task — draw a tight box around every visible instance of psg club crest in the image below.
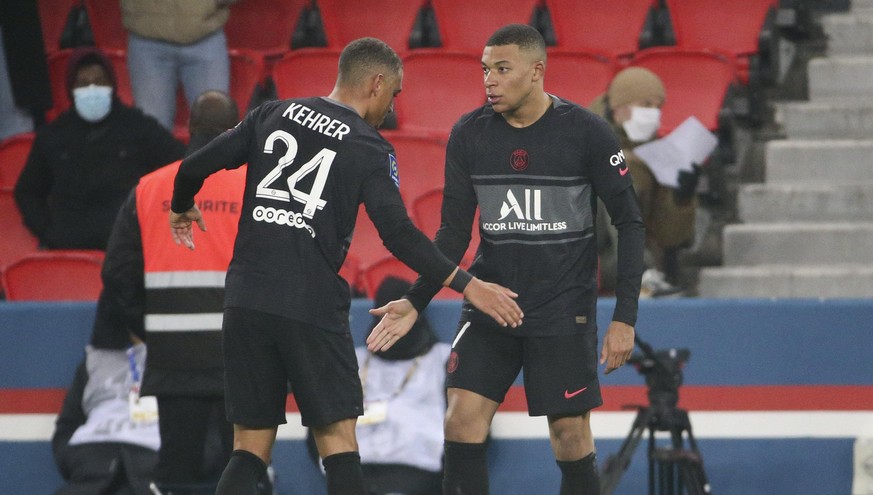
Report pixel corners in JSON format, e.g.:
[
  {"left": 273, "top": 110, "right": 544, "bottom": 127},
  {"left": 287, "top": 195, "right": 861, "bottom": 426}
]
[
  {"left": 447, "top": 351, "right": 459, "bottom": 373},
  {"left": 510, "top": 149, "right": 529, "bottom": 171}
]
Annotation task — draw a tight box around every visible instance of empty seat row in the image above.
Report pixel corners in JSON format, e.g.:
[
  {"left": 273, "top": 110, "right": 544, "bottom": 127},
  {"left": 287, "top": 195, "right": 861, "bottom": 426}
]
[{"left": 0, "top": 250, "right": 104, "bottom": 301}]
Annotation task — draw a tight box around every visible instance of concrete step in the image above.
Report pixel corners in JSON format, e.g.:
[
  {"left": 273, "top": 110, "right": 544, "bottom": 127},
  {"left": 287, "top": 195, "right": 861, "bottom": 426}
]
[
  {"left": 721, "top": 222, "right": 873, "bottom": 265},
  {"left": 765, "top": 140, "right": 873, "bottom": 184},
  {"left": 776, "top": 101, "right": 873, "bottom": 139},
  {"left": 822, "top": 14, "right": 873, "bottom": 54},
  {"left": 808, "top": 56, "right": 873, "bottom": 100},
  {"left": 738, "top": 183, "right": 873, "bottom": 222},
  {"left": 852, "top": 0, "right": 873, "bottom": 12},
  {"left": 698, "top": 264, "right": 873, "bottom": 298}
]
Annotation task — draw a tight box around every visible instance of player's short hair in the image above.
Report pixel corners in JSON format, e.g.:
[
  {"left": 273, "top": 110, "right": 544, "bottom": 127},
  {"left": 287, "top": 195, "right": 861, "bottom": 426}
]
[
  {"left": 190, "top": 90, "right": 239, "bottom": 134},
  {"left": 485, "top": 24, "right": 547, "bottom": 61},
  {"left": 337, "top": 37, "right": 403, "bottom": 87}
]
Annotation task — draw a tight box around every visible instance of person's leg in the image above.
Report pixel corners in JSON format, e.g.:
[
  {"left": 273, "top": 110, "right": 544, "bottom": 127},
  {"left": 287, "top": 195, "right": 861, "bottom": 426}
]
[
  {"left": 215, "top": 425, "right": 276, "bottom": 495},
  {"left": 311, "top": 417, "right": 365, "bottom": 495},
  {"left": 127, "top": 32, "right": 178, "bottom": 130},
  {"left": 548, "top": 414, "right": 600, "bottom": 495},
  {"left": 442, "top": 321, "right": 522, "bottom": 495},
  {"left": 525, "top": 329, "right": 603, "bottom": 495},
  {"left": 442, "top": 388, "right": 500, "bottom": 495},
  {"left": 219, "top": 307, "right": 293, "bottom": 494},
  {"left": 151, "top": 396, "right": 214, "bottom": 492},
  {"left": 177, "top": 30, "right": 230, "bottom": 109}
]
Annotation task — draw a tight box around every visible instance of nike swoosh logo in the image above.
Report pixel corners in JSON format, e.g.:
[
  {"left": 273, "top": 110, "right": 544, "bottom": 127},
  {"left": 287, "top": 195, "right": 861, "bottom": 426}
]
[
  {"left": 564, "top": 387, "right": 588, "bottom": 399},
  {"left": 618, "top": 166, "right": 629, "bottom": 176}
]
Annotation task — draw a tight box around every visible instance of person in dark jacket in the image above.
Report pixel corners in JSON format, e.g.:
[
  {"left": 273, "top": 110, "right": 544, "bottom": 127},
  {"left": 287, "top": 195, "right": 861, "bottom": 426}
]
[
  {"left": 13, "top": 46, "right": 185, "bottom": 250},
  {"left": 95, "top": 91, "right": 261, "bottom": 495}
]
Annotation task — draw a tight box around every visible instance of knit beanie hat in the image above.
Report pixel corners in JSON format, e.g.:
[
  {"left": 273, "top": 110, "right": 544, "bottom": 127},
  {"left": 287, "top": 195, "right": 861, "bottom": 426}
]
[{"left": 607, "top": 67, "right": 665, "bottom": 108}]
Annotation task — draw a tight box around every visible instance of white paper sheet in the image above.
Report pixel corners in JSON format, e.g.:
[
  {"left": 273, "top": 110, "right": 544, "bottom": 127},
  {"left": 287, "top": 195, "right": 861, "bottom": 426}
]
[{"left": 632, "top": 116, "right": 718, "bottom": 188}]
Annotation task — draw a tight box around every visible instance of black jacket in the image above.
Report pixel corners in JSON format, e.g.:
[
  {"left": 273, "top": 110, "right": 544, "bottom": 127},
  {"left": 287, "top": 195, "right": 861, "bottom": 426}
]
[{"left": 14, "top": 102, "right": 184, "bottom": 249}]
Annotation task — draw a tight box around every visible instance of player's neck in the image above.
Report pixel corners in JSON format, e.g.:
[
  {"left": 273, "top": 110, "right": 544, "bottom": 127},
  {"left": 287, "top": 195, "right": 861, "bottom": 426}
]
[
  {"left": 327, "top": 87, "right": 368, "bottom": 121},
  {"left": 501, "top": 90, "right": 551, "bottom": 128}
]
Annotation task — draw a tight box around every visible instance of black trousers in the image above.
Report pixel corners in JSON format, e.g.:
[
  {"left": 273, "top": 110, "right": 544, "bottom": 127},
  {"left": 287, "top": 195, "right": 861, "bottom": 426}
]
[{"left": 153, "top": 396, "right": 233, "bottom": 486}]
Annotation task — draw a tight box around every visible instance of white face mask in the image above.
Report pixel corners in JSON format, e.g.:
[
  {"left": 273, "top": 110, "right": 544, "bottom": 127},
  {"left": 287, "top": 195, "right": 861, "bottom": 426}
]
[
  {"left": 73, "top": 84, "right": 112, "bottom": 123},
  {"left": 622, "top": 106, "right": 661, "bottom": 142}
]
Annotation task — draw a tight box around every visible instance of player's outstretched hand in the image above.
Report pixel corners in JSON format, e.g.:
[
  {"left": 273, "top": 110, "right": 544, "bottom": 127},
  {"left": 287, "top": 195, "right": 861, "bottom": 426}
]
[
  {"left": 601, "top": 321, "right": 634, "bottom": 375},
  {"left": 367, "top": 298, "right": 418, "bottom": 352},
  {"left": 464, "top": 278, "right": 523, "bottom": 328},
  {"left": 169, "top": 205, "right": 207, "bottom": 250}
]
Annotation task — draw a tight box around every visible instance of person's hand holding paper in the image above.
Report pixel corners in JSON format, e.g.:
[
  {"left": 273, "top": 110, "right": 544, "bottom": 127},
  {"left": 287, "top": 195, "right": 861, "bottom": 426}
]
[{"left": 633, "top": 116, "right": 718, "bottom": 188}]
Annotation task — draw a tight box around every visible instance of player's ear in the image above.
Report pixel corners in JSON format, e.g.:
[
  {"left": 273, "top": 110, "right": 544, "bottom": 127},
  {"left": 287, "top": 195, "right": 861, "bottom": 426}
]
[
  {"left": 370, "top": 73, "right": 385, "bottom": 97},
  {"left": 532, "top": 60, "right": 545, "bottom": 83}
]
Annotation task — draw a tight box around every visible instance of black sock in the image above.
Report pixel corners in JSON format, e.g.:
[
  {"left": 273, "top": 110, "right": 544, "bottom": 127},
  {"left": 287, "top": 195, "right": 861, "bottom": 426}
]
[
  {"left": 322, "top": 451, "right": 365, "bottom": 495},
  {"left": 557, "top": 452, "right": 600, "bottom": 495},
  {"left": 443, "top": 441, "right": 489, "bottom": 495},
  {"left": 215, "top": 450, "right": 267, "bottom": 495}
]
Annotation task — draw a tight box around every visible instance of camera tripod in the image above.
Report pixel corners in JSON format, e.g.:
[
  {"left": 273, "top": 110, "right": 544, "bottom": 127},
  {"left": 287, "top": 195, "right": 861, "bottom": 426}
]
[{"left": 599, "top": 337, "right": 711, "bottom": 495}]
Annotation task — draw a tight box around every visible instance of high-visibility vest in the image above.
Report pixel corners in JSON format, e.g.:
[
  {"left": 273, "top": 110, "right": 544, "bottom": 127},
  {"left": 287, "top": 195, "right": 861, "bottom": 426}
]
[{"left": 136, "top": 161, "right": 244, "bottom": 372}]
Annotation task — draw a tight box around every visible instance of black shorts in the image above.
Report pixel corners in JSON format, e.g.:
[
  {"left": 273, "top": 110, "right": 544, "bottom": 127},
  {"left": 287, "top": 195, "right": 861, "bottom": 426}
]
[
  {"left": 222, "top": 307, "right": 363, "bottom": 428},
  {"left": 446, "top": 319, "right": 603, "bottom": 416}
]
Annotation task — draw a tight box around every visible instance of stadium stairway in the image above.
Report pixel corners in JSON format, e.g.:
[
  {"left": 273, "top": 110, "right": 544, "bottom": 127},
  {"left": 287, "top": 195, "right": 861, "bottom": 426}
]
[{"left": 698, "top": 0, "right": 873, "bottom": 298}]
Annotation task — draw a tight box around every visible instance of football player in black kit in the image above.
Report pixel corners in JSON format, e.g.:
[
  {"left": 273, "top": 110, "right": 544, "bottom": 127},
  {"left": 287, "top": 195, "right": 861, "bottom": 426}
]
[
  {"left": 368, "top": 24, "right": 646, "bottom": 495},
  {"left": 167, "top": 38, "right": 525, "bottom": 495}
]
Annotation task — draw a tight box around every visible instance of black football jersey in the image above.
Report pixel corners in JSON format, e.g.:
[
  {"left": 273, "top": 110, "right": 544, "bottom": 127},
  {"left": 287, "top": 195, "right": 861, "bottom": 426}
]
[
  {"left": 411, "top": 96, "right": 636, "bottom": 336},
  {"left": 172, "top": 97, "right": 457, "bottom": 332}
]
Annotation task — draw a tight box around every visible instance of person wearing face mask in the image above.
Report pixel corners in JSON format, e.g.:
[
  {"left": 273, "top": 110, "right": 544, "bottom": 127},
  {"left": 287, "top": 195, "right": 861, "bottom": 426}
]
[
  {"left": 14, "top": 47, "right": 185, "bottom": 251},
  {"left": 592, "top": 67, "right": 698, "bottom": 297}
]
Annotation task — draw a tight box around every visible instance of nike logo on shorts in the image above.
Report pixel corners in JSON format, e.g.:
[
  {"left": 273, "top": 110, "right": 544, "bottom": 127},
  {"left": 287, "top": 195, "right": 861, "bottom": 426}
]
[{"left": 564, "top": 387, "right": 588, "bottom": 399}]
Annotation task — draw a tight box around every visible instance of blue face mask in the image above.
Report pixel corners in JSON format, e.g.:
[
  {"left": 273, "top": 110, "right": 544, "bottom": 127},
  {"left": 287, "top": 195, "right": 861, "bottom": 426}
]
[{"left": 73, "top": 85, "right": 112, "bottom": 122}]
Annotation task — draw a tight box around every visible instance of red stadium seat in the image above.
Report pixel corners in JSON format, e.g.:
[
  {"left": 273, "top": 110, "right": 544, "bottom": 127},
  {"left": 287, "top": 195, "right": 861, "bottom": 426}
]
[
  {"left": 360, "top": 256, "right": 460, "bottom": 299},
  {"left": 386, "top": 133, "right": 447, "bottom": 208},
  {"left": 544, "top": 51, "right": 618, "bottom": 107},
  {"left": 224, "top": 0, "right": 307, "bottom": 56},
  {"left": 83, "top": 0, "right": 127, "bottom": 51},
  {"left": 430, "top": 0, "right": 539, "bottom": 53},
  {"left": 272, "top": 49, "right": 341, "bottom": 100},
  {"left": 37, "top": 0, "right": 79, "bottom": 53},
  {"left": 394, "top": 51, "right": 485, "bottom": 135},
  {"left": 629, "top": 47, "right": 739, "bottom": 135},
  {"left": 0, "top": 191, "right": 39, "bottom": 269},
  {"left": 545, "top": 0, "right": 657, "bottom": 58},
  {"left": 412, "top": 188, "right": 479, "bottom": 269},
  {"left": 1, "top": 250, "right": 104, "bottom": 301},
  {"left": 664, "top": 0, "right": 778, "bottom": 83},
  {"left": 46, "top": 48, "right": 134, "bottom": 121},
  {"left": 318, "top": 0, "right": 426, "bottom": 53},
  {"left": 228, "top": 48, "right": 267, "bottom": 111},
  {"left": 0, "top": 133, "right": 35, "bottom": 191}
]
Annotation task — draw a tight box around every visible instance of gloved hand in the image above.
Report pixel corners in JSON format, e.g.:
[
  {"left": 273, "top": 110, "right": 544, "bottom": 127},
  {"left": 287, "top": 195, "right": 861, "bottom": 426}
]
[{"left": 674, "top": 165, "right": 701, "bottom": 203}]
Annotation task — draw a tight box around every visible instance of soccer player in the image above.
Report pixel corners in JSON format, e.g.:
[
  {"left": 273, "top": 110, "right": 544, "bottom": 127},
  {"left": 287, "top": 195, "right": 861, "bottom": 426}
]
[
  {"left": 368, "top": 24, "right": 645, "bottom": 494},
  {"left": 168, "top": 37, "right": 524, "bottom": 495}
]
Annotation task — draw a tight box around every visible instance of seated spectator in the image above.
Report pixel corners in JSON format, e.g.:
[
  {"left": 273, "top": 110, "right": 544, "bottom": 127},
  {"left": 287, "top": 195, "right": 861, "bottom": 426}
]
[
  {"left": 52, "top": 336, "right": 161, "bottom": 495},
  {"left": 13, "top": 46, "right": 185, "bottom": 250},
  {"left": 592, "top": 67, "right": 698, "bottom": 297},
  {"left": 309, "top": 277, "right": 450, "bottom": 495}
]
